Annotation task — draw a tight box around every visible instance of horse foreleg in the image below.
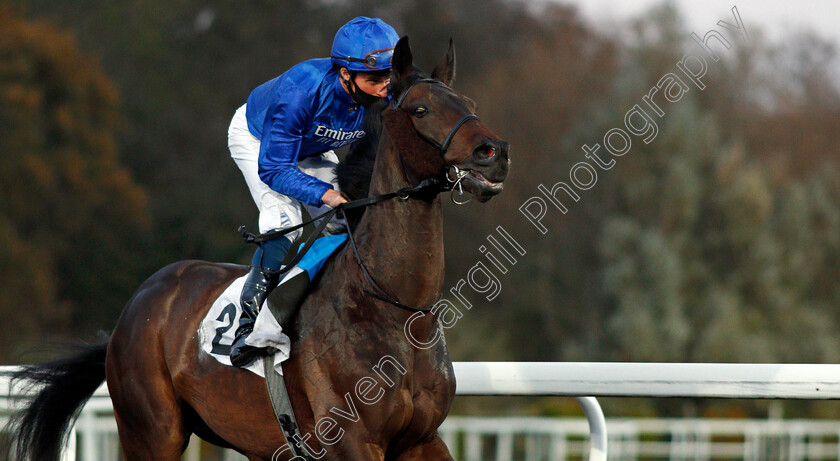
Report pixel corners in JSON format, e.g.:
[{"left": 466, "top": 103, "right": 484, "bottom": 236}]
[{"left": 391, "top": 436, "right": 454, "bottom": 461}]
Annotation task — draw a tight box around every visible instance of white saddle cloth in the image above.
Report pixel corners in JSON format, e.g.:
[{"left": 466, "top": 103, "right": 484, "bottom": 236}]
[
  {"left": 197, "top": 234, "right": 348, "bottom": 377},
  {"left": 198, "top": 273, "right": 296, "bottom": 377}
]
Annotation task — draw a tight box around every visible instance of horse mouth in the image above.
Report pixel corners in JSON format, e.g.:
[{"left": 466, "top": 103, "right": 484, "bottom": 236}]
[
  {"left": 460, "top": 169, "right": 505, "bottom": 201},
  {"left": 468, "top": 170, "right": 503, "bottom": 188}
]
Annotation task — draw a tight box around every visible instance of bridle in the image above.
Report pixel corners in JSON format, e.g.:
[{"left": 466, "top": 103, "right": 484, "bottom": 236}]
[
  {"left": 392, "top": 77, "right": 479, "bottom": 204},
  {"left": 392, "top": 78, "right": 479, "bottom": 153},
  {"left": 243, "top": 76, "right": 487, "bottom": 313}
]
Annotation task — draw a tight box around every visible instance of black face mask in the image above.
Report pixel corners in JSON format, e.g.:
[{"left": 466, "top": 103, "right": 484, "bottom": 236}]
[{"left": 343, "top": 72, "right": 384, "bottom": 107}]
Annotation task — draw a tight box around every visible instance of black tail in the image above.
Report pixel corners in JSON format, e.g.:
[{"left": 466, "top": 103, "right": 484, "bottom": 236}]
[{"left": 2, "top": 341, "right": 108, "bottom": 461}]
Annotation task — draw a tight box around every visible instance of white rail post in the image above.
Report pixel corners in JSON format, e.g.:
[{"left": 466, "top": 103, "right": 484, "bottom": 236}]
[
  {"left": 61, "top": 425, "right": 77, "bottom": 461},
  {"left": 184, "top": 434, "right": 202, "bottom": 461},
  {"left": 495, "top": 429, "right": 513, "bottom": 461},
  {"left": 574, "top": 397, "right": 607, "bottom": 461},
  {"left": 79, "top": 408, "right": 96, "bottom": 461}
]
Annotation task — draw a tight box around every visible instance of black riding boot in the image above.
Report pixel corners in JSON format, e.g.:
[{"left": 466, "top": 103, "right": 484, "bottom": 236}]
[
  {"left": 229, "top": 235, "right": 291, "bottom": 367},
  {"left": 229, "top": 265, "right": 280, "bottom": 367}
]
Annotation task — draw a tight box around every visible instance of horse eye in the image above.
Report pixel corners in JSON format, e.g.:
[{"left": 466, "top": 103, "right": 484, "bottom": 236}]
[{"left": 413, "top": 106, "right": 429, "bottom": 118}]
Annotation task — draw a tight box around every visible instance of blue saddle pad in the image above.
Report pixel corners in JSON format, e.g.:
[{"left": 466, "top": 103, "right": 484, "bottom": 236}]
[{"left": 288, "top": 233, "right": 348, "bottom": 282}]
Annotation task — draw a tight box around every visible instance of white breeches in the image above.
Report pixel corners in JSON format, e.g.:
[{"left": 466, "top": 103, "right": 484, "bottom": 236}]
[{"left": 228, "top": 104, "right": 344, "bottom": 240}]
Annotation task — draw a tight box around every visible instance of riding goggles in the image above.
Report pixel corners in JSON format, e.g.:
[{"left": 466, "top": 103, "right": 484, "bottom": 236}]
[{"left": 333, "top": 47, "right": 395, "bottom": 71}]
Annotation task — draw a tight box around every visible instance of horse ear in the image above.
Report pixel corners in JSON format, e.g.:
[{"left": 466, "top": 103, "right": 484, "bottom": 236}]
[
  {"left": 392, "top": 36, "right": 413, "bottom": 81},
  {"left": 431, "top": 38, "right": 456, "bottom": 86}
]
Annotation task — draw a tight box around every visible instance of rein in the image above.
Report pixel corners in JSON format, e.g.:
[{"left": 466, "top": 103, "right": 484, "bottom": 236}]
[
  {"left": 242, "top": 77, "right": 478, "bottom": 314},
  {"left": 240, "top": 177, "right": 447, "bottom": 271},
  {"left": 240, "top": 178, "right": 446, "bottom": 314}
]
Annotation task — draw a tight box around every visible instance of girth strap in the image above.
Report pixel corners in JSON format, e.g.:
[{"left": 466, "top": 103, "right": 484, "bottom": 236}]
[{"left": 263, "top": 354, "right": 314, "bottom": 460}]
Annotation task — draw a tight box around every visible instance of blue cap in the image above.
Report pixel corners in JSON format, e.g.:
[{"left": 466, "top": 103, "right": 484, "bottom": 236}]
[{"left": 331, "top": 17, "right": 399, "bottom": 72}]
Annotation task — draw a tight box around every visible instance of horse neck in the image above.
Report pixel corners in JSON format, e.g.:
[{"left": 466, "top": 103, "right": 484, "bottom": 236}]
[{"left": 351, "top": 133, "right": 445, "bottom": 309}]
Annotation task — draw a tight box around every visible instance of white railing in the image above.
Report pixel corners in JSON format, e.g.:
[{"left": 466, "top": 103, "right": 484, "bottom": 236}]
[
  {"left": 4, "top": 362, "right": 840, "bottom": 460},
  {"left": 439, "top": 416, "right": 840, "bottom": 460},
  {"left": 453, "top": 362, "right": 840, "bottom": 399},
  {"left": 453, "top": 362, "right": 840, "bottom": 461}
]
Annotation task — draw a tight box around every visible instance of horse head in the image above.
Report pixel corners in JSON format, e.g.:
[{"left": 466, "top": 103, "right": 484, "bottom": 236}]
[{"left": 387, "top": 36, "right": 510, "bottom": 202}]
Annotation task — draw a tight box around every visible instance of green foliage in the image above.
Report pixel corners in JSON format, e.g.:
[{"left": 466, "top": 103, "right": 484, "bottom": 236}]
[{"left": 597, "top": 99, "right": 840, "bottom": 363}]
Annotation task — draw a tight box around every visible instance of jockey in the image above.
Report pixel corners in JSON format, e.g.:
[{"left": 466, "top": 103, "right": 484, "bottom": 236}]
[{"left": 227, "top": 16, "right": 399, "bottom": 367}]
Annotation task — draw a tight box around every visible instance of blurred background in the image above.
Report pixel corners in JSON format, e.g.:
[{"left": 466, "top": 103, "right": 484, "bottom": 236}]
[{"left": 1, "top": 0, "right": 839, "bottom": 430}]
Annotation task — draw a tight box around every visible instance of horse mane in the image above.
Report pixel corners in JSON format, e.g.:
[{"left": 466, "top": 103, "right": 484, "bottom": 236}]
[
  {"left": 335, "top": 99, "right": 385, "bottom": 230},
  {"left": 336, "top": 99, "right": 387, "bottom": 203},
  {"left": 336, "top": 71, "right": 441, "bottom": 230}
]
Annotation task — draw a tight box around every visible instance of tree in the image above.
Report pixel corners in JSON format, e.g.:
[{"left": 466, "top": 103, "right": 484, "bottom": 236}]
[
  {"left": 597, "top": 88, "right": 840, "bottom": 365},
  {"left": 0, "top": 7, "right": 150, "bottom": 361}
]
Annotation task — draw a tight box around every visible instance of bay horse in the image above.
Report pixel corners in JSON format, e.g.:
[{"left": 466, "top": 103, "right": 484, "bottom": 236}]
[{"left": 3, "top": 36, "right": 509, "bottom": 461}]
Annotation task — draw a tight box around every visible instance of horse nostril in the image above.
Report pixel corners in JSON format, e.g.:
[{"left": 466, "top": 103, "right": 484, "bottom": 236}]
[{"left": 473, "top": 144, "right": 497, "bottom": 160}]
